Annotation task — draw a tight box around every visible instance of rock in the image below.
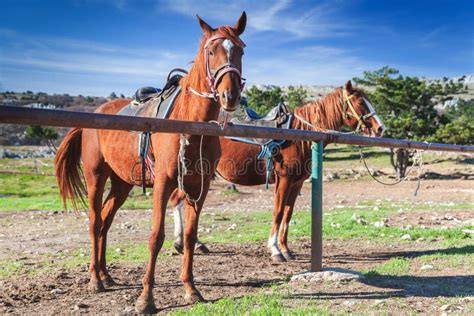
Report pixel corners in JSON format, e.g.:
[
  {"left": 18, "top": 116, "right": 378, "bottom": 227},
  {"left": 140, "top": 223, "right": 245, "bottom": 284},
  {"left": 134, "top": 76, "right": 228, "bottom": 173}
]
[
  {"left": 373, "top": 221, "right": 387, "bottom": 228},
  {"left": 351, "top": 214, "right": 367, "bottom": 225},
  {"left": 330, "top": 222, "right": 341, "bottom": 228},
  {"left": 401, "top": 234, "right": 412, "bottom": 240},
  {"left": 462, "top": 229, "right": 474, "bottom": 235},
  {"left": 420, "top": 264, "right": 433, "bottom": 270},
  {"left": 227, "top": 223, "right": 237, "bottom": 230},
  {"left": 401, "top": 225, "right": 413, "bottom": 230},
  {"left": 73, "top": 303, "right": 89, "bottom": 310},
  {"left": 439, "top": 304, "right": 451, "bottom": 311},
  {"left": 115, "top": 248, "right": 123, "bottom": 254},
  {"left": 50, "top": 288, "right": 66, "bottom": 295},
  {"left": 290, "top": 268, "right": 364, "bottom": 283},
  {"left": 342, "top": 300, "right": 357, "bottom": 307}
]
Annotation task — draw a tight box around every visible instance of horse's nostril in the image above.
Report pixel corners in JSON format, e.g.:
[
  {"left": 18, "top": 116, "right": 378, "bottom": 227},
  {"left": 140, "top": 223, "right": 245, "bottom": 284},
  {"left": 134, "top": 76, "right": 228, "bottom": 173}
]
[
  {"left": 222, "top": 90, "right": 231, "bottom": 101},
  {"left": 377, "top": 126, "right": 384, "bottom": 135}
]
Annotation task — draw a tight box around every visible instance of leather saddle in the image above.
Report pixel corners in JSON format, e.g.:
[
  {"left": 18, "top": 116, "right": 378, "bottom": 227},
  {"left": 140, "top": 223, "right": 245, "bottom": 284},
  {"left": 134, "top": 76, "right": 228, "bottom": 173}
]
[
  {"left": 244, "top": 102, "right": 290, "bottom": 122},
  {"left": 230, "top": 101, "right": 292, "bottom": 145},
  {"left": 117, "top": 68, "right": 186, "bottom": 119}
]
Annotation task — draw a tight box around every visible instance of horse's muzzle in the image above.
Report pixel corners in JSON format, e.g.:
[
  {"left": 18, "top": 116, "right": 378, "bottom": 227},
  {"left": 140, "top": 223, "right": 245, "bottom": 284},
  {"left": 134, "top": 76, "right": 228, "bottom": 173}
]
[{"left": 220, "top": 90, "right": 240, "bottom": 112}]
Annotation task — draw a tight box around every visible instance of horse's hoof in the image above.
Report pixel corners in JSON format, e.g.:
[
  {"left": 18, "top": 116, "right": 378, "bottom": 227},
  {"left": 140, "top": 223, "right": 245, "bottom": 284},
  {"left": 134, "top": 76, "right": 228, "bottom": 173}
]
[
  {"left": 88, "top": 279, "right": 105, "bottom": 293},
  {"left": 101, "top": 275, "right": 117, "bottom": 287},
  {"left": 173, "top": 241, "right": 184, "bottom": 254},
  {"left": 184, "top": 291, "right": 205, "bottom": 305},
  {"left": 195, "top": 243, "right": 210, "bottom": 254},
  {"left": 271, "top": 254, "right": 287, "bottom": 263},
  {"left": 135, "top": 295, "right": 157, "bottom": 314},
  {"left": 282, "top": 251, "right": 295, "bottom": 260}
]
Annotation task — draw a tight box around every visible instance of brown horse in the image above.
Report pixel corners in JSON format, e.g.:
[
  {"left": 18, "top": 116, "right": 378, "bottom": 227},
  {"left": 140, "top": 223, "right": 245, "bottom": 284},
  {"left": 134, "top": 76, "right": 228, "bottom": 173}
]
[
  {"left": 55, "top": 13, "right": 247, "bottom": 313},
  {"left": 171, "top": 80, "right": 385, "bottom": 262}
]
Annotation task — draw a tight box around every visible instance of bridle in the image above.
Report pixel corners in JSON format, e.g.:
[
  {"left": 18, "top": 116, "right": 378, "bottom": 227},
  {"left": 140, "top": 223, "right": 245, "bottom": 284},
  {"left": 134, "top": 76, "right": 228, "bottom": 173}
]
[
  {"left": 342, "top": 89, "right": 377, "bottom": 133},
  {"left": 189, "top": 35, "right": 246, "bottom": 100}
]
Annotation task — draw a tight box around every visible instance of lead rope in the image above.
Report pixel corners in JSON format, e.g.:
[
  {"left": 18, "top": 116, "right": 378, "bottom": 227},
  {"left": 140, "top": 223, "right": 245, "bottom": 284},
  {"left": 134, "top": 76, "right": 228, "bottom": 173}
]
[
  {"left": 177, "top": 133, "right": 205, "bottom": 206},
  {"left": 359, "top": 148, "right": 424, "bottom": 196}
]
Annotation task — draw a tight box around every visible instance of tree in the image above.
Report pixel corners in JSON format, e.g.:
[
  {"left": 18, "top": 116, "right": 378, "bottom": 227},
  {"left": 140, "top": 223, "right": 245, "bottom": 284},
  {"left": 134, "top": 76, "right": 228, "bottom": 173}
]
[
  {"left": 244, "top": 86, "right": 284, "bottom": 115},
  {"left": 108, "top": 92, "right": 118, "bottom": 100},
  {"left": 244, "top": 85, "right": 308, "bottom": 115},
  {"left": 285, "top": 85, "right": 308, "bottom": 110},
  {"left": 353, "top": 66, "right": 464, "bottom": 178},
  {"left": 25, "top": 125, "right": 59, "bottom": 152},
  {"left": 430, "top": 99, "right": 474, "bottom": 145}
]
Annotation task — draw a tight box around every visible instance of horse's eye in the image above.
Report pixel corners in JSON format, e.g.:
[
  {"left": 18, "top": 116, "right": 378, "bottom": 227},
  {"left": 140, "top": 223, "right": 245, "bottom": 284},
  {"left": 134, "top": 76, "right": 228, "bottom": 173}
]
[{"left": 209, "top": 50, "right": 214, "bottom": 56}]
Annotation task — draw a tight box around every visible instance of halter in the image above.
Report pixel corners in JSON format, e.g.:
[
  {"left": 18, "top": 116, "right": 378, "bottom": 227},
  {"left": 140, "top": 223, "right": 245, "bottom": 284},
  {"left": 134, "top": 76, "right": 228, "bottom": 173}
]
[
  {"left": 189, "top": 35, "right": 246, "bottom": 100},
  {"left": 342, "top": 89, "right": 377, "bottom": 133}
]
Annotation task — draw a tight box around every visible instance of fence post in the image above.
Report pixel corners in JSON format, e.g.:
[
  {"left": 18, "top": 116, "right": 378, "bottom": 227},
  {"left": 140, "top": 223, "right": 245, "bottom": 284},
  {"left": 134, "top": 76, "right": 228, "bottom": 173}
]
[{"left": 311, "top": 141, "right": 323, "bottom": 271}]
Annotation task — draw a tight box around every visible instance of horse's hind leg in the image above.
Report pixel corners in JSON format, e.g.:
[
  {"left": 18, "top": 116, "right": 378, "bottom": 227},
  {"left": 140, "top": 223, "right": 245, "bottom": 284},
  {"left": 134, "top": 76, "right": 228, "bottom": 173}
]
[
  {"left": 268, "top": 176, "right": 292, "bottom": 263},
  {"left": 171, "top": 189, "right": 209, "bottom": 254},
  {"left": 98, "top": 172, "right": 133, "bottom": 286},
  {"left": 83, "top": 161, "right": 111, "bottom": 293},
  {"left": 279, "top": 181, "right": 303, "bottom": 260}
]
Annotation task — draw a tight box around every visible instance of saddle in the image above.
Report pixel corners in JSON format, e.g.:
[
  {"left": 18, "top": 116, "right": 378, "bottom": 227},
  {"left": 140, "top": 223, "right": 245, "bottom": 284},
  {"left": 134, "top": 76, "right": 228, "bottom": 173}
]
[
  {"left": 244, "top": 102, "right": 291, "bottom": 122},
  {"left": 118, "top": 68, "right": 187, "bottom": 193},
  {"left": 229, "top": 101, "right": 292, "bottom": 145},
  {"left": 117, "top": 68, "right": 186, "bottom": 119},
  {"left": 227, "top": 100, "right": 293, "bottom": 189}
]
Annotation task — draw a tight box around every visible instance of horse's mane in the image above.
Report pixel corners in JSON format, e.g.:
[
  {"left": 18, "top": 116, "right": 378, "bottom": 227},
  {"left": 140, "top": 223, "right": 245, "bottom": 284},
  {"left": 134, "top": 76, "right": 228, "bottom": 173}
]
[{"left": 293, "top": 86, "right": 367, "bottom": 132}]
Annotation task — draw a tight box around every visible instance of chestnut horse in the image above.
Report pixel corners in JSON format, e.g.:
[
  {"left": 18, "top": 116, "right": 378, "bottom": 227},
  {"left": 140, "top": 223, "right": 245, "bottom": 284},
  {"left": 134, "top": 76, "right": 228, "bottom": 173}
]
[
  {"left": 55, "top": 13, "right": 247, "bottom": 313},
  {"left": 171, "top": 80, "right": 385, "bottom": 262}
]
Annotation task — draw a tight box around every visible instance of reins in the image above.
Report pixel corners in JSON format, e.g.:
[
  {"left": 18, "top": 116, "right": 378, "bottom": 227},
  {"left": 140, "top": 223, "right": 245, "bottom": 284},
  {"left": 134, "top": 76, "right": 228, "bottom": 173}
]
[
  {"left": 189, "top": 35, "right": 246, "bottom": 100},
  {"left": 359, "top": 148, "right": 425, "bottom": 196}
]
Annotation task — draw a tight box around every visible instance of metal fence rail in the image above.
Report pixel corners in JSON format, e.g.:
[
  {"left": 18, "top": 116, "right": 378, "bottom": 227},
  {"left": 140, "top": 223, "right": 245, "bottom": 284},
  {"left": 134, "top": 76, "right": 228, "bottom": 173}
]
[
  {"left": 1, "top": 106, "right": 473, "bottom": 153},
  {"left": 1, "top": 105, "right": 473, "bottom": 272}
]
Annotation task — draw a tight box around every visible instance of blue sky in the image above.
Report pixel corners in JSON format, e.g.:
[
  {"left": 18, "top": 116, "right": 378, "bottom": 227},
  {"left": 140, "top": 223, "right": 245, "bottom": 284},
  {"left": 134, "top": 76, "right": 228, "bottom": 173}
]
[{"left": 1, "top": 0, "right": 473, "bottom": 96}]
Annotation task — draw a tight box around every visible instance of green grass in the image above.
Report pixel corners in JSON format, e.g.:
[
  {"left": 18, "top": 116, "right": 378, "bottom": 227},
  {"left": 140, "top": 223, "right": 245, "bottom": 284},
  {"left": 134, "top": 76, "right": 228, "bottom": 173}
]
[
  {"left": 198, "top": 202, "right": 473, "bottom": 245},
  {"left": 172, "top": 293, "right": 331, "bottom": 316},
  {"left": 0, "top": 172, "right": 154, "bottom": 211},
  {"left": 0, "top": 240, "right": 174, "bottom": 277},
  {"left": 413, "top": 245, "right": 474, "bottom": 270},
  {"left": 364, "top": 258, "right": 411, "bottom": 278},
  {"left": 1, "top": 145, "right": 471, "bottom": 211}
]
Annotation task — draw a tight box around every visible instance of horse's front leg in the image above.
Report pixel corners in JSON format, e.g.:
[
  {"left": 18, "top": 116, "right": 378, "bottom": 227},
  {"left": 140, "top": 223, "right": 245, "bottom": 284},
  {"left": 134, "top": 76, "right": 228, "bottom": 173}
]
[
  {"left": 180, "top": 184, "right": 210, "bottom": 304},
  {"left": 135, "top": 175, "right": 173, "bottom": 314}
]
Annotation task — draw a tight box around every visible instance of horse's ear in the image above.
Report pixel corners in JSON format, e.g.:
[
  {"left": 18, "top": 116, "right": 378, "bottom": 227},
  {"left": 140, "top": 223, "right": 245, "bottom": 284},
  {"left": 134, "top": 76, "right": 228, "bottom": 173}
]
[
  {"left": 234, "top": 11, "right": 247, "bottom": 35},
  {"left": 345, "top": 80, "right": 353, "bottom": 93},
  {"left": 197, "top": 15, "right": 214, "bottom": 36}
]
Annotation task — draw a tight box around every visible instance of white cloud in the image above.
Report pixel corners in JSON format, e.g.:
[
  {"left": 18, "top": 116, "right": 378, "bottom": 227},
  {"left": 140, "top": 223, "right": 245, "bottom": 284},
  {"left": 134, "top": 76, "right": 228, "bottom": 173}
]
[
  {"left": 158, "top": 0, "right": 352, "bottom": 38},
  {"left": 0, "top": 30, "right": 192, "bottom": 95}
]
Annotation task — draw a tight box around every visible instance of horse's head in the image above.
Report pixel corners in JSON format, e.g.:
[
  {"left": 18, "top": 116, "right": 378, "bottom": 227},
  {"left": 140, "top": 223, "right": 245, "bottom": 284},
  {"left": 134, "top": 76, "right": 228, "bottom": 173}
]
[
  {"left": 341, "top": 80, "right": 385, "bottom": 137},
  {"left": 195, "top": 12, "right": 247, "bottom": 112}
]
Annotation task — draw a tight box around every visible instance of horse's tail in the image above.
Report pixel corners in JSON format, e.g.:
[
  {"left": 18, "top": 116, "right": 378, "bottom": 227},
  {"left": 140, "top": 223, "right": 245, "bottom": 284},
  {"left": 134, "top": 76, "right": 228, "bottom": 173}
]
[{"left": 54, "top": 128, "right": 86, "bottom": 211}]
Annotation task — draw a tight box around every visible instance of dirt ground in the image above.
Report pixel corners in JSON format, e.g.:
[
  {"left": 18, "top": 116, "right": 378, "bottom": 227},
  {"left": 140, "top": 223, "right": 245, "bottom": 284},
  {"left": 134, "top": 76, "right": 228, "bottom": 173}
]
[{"left": 0, "top": 179, "right": 473, "bottom": 314}]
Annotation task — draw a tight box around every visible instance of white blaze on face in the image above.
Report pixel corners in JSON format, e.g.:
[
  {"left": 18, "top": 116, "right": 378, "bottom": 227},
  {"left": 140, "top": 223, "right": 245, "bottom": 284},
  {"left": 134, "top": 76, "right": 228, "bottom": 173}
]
[
  {"left": 363, "top": 98, "right": 385, "bottom": 135},
  {"left": 222, "top": 39, "right": 234, "bottom": 62},
  {"left": 267, "top": 232, "right": 281, "bottom": 256},
  {"left": 173, "top": 201, "right": 184, "bottom": 240}
]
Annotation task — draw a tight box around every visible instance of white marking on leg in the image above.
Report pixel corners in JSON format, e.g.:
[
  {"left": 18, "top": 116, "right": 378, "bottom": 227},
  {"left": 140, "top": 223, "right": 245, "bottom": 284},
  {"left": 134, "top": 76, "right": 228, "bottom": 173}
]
[
  {"left": 222, "top": 39, "right": 234, "bottom": 61},
  {"left": 173, "top": 201, "right": 184, "bottom": 242},
  {"left": 267, "top": 232, "right": 281, "bottom": 256}
]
